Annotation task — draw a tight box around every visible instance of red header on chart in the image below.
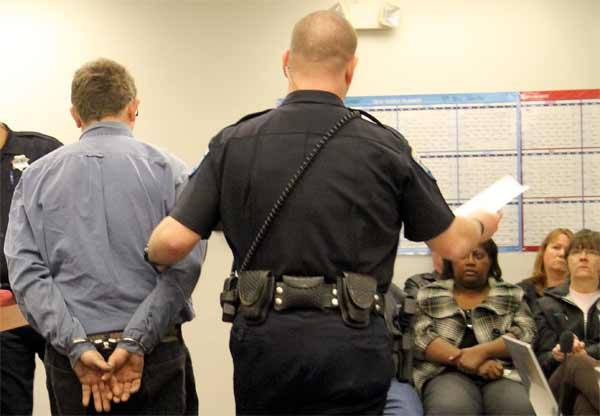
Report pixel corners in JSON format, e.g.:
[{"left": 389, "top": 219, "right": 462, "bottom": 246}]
[{"left": 521, "top": 89, "right": 600, "bottom": 101}]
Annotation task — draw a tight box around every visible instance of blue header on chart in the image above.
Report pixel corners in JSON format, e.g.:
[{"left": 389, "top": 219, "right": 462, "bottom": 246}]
[{"left": 344, "top": 92, "right": 518, "bottom": 107}]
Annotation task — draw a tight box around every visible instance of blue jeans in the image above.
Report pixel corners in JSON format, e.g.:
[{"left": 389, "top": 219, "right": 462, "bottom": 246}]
[
  {"left": 0, "top": 326, "right": 46, "bottom": 415},
  {"left": 383, "top": 379, "right": 423, "bottom": 416},
  {"left": 45, "top": 339, "right": 198, "bottom": 415}
]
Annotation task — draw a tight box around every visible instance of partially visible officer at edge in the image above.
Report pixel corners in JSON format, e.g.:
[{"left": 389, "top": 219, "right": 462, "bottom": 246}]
[
  {"left": 0, "top": 122, "right": 62, "bottom": 416},
  {"left": 5, "top": 58, "right": 204, "bottom": 414},
  {"left": 146, "top": 10, "right": 501, "bottom": 415}
]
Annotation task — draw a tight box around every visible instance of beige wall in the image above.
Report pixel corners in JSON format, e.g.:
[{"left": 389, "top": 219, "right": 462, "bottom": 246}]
[{"left": 0, "top": 0, "right": 598, "bottom": 414}]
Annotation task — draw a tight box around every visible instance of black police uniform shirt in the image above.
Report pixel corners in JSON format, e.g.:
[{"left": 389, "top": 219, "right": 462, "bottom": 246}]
[
  {"left": 171, "top": 90, "right": 454, "bottom": 292},
  {"left": 0, "top": 125, "right": 62, "bottom": 289},
  {"left": 173, "top": 91, "right": 454, "bottom": 411}
]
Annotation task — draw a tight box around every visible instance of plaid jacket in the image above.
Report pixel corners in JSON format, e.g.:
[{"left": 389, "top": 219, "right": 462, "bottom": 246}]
[{"left": 412, "top": 278, "right": 535, "bottom": 394}]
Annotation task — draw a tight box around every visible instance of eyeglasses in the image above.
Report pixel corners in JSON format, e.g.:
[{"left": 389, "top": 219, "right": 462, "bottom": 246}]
[{"left": 569, "top": 248, "right": 600, "bottom": 257}]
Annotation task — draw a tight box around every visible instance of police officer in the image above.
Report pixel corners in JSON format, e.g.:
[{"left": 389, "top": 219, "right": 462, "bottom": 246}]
[
  {"left": 146, "top": 10, "right": 501, "bottom": 415},
  {"left": 0, "top": 122, "right": 61, "bottom": 415}
]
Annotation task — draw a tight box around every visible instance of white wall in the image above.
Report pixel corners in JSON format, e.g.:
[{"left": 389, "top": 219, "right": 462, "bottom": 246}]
[{"left": 0, "top": 0, "right": 597, "bottom": 414}]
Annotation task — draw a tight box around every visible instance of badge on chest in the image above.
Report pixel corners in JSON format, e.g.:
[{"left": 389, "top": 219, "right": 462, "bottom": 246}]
[{"left": 11, "top": 155, "right": 30, "bottom": 172}]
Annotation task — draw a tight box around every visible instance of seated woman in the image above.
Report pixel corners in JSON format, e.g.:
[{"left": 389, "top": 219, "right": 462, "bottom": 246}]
[
  {"left": 535, "top": 229, "right": 600, "bottom": 415},
  {"left": 518, "top": 228, "right": 573, "bottom": 315},
  {"left": 413, "top": 239, "right": 536, "bottom": 416}
]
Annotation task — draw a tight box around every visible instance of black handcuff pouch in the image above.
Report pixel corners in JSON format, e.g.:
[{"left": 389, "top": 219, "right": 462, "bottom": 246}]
[
  {"left": 220, "top": 275, "right": 239, "bottom": 323},
  {"left": 238, "top": 270, "right": 274, "bottom": 325},
  {"left": 337, "top": 272, "right": 377, "bottom": 328}
]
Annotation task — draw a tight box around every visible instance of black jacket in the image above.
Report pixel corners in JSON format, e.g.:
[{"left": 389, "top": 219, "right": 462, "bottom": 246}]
[
  {"left": 0, "top": 123, "right": 62, "bottom": 289},
  {"left": 384, "top": 283, "right": 415, "bottom": 383},
  {"left": 534, "top": 280, "right": 600, "bottom": 377},
  {"left": 517, "top": 278, "right": 543, "bottom": 316}
]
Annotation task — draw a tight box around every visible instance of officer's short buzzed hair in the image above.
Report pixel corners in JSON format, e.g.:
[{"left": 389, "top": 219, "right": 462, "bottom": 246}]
[
  {"left": 289, "top": 10, "right": 357, "bottom": 74},
  {"left": 71, "top": 58, "right": 137, "bottom": 123}
]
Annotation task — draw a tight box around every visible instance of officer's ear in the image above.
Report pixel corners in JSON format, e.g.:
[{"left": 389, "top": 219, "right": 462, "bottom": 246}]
[
  {"left": 344, "top": 56, "right": 358, "bottom": 87},
  {"left": 282, "top": 49, "right": 291, "bottom": 79},
  {"left": 70, "top": 106, "right": 83, "bottom": 129}
]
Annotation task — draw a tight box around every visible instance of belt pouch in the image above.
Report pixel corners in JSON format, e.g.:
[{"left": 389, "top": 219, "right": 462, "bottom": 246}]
[
  {"left": 274, "top": 276, "right": 326, "bottom": 311},
  {"left": 337, "top": 272, "right": 377, "bottom": 328},
  {"left": 238, "top": 270, "right": 274, "bottom": 325}
]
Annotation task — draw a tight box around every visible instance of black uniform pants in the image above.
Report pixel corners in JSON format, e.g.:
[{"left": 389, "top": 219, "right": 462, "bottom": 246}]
[
  {"left": 0, "top": 325, "right": 46, "bottom": 415},
  {"left": 230, "top": 310, "right": 394, "bottom": 415}
]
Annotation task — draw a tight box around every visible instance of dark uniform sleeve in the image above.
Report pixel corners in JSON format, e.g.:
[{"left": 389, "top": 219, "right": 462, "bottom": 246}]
[
  {"left": 170, "top": 149, "right": 220, "bottom": 239},
  {"left": 400, "top": 156, "right": 455, "bottom": 242}
]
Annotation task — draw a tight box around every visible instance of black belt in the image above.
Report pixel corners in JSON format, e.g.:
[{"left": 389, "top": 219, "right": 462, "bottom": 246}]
[
  {"left": 234, "top": 271, "right": 384, "bottom": 328},
  {"left": 272, "top": 275, "right": 384, "bottom": 316}
]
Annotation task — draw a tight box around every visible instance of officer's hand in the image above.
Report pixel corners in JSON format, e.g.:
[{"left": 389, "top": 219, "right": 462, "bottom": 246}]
[
  {"left": 457, "top": 345, "right": 489, "bottom": 374},
  {"left": 471, "top": 210, "right": 502, "bottom": 242},
  {"left": 74, "top": 349, "right": 114, "bottom": 412},
  {"left": 106, "top": 348, "right": 144, "bottom": 403},
  {"left": 477, "top": 359, "right": 503, "bottom": 380}
]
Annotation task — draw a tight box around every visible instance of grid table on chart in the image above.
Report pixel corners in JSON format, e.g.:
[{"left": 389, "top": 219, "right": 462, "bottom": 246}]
[
  {"left": 521, "top": 95, "right": 600, "bottom": 247},
  {"left": 351, "top": 94, "right": 519, "bottom": 253},
  {"left": 521, "top": 103, "right": 582, "bottom": 149},
  {"left": 582, "top": 102, "right": 600, "bottom": 146},
  {"left": 346, "top": 90, "right": 599, "bottom": 253}
]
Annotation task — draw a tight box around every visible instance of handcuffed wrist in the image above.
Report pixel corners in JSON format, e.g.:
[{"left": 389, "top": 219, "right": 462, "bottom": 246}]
[
  {"left": 68, "top": 339, "right": 96, "bottom": 368},
  {"left": 118, "top": 337, "right": 147, "bottom": 355}
]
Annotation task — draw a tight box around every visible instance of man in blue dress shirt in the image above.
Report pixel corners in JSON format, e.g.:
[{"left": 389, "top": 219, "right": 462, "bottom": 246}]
[{"left": 4, "top": 58, "right": 204, "bottom": 414}]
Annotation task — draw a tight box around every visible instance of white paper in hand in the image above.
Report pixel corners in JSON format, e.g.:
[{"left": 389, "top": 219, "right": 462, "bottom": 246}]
[{"left": 455, "top": 176, "right": 528, "bottom": 216}]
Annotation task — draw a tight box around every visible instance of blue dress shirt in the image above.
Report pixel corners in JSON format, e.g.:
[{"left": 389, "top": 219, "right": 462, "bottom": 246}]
[{"left": 5, "top": 122, "right": 204, "bottom": 365}]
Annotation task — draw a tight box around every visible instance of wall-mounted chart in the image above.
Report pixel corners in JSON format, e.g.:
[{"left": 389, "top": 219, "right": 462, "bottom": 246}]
[{"left": 345, "top": 89, "right": 600, "bottom": 253}]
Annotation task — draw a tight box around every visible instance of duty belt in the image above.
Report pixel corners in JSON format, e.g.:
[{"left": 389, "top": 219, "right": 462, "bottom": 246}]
[
  {"left": 272, "top": 275, "right": 384, "bottom": 315},
  {"left": 222, "top": 271, "right": 384, "bottom": 328}
]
